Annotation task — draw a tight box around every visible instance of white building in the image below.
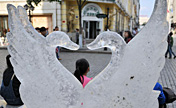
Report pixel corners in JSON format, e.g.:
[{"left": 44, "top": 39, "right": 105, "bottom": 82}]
[
  {"left": 0, "top": 0, "right": 140, "bottom": 40},
  {"left": 0, "top": 0, "right": 61, "bottom": 34}
]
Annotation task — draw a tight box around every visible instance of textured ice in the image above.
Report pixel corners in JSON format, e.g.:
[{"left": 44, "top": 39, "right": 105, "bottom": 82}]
[{"left": 6, "top": 0, "right": 168, "bottom": 108}]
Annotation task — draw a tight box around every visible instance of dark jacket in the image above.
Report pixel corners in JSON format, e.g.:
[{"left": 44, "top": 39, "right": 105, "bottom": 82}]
[{"left": 3, "top": 68, "right": 21, "bottom": 98}]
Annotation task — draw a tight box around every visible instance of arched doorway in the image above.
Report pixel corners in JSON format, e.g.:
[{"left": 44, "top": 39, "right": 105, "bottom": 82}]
[{"left": 82, "top": 3, "right": 103, "bottom": 39}]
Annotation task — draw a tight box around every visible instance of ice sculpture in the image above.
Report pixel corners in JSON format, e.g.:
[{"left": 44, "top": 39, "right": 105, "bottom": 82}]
[{"left": 6, "top": 0, "right": 168, "bottom": 108}]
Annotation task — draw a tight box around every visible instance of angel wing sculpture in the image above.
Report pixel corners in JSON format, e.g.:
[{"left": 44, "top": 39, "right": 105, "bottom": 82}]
[{"left": 6, "top": 0, "right": 168, "bottom": 108}]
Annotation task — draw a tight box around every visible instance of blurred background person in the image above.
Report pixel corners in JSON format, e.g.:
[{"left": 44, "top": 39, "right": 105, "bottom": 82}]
[
  {"left": 54, "top": 26, "right": 59, "bottom": 31},
  {"left": 40, "top": 27, "right": 47, "bottom": 37},
  {"left": 76, "top": 29, "right": 79, "bottom": 45},
  {"left": 54, "top": 26, "right": 62, "bottom": 60},
  {"left": 132, "top": 27, "right": 138, "bottom": 37},
  {"left": 35, "top": 27, "right": 40, "bottom": 33},
  {"left": 46, "top": 28, "right": 49, "bottom": 36},
  {"left": 165, "top": 32, "right": 176, "bottom": 59},
  {"left": 124, "top": 31, "right": 133, "bottom": 43}
]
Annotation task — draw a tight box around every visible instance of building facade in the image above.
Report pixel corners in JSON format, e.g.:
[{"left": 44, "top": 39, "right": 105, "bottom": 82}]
[
  {"left": 0, "top": 0, "right": 61, "bottom": 34},
  {"left": 170, "top": 0, "right": 176, "bottom": 29},
  {"left": 61, "top": 0, "right": 140, "bottom": 39},
  {"left": 173, "top": 0, "right": 176, "bottom": 23},
  {"left": 0, "top": 0, "right": 140, "bottom": 40},
  {"left": 167, "top": 0, "right": 176, "bottom": 29}
]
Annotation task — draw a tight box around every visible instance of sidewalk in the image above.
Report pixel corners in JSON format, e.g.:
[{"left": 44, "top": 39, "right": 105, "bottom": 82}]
[{"left": 1, "top": 45, "right": 176, "bottom": 108}]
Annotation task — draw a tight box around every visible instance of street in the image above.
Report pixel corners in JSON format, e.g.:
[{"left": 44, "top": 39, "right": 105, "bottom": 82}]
[{"left": 0, "top": 49, "right": 176, "bottom": 108}]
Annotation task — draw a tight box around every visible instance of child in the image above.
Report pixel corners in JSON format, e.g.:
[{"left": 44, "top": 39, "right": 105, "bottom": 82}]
[{"left": 74, "top": 58, "right": 92, "bottom": 88}]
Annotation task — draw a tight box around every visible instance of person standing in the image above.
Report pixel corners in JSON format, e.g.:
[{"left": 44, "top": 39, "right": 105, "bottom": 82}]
[
  {"left": 165, "top": 32, "right": 176, "bottom": 59},
  {"left": 40, "top": 27, "right": 47, "bottom": 37},
  {"left": 46, "top": 28, "right": 49, "bottom": 36},
  {"left": 132, "top": 27, "right": 138, "bottom": 37},
  {"left": 54, "top": 26, "right": 62, "bottom": 60},
  {"left": 76, "top": 29, "right": 79, "bottom": 45},
  {"left": 124, "top": 31, "right": 133, "bottom": 43},
  {"left": 81, "top": 27, "right": 86, "bottom": 47},
  {"left": 54, "top": 26, "right": 59, "bottom": 31},
  {"left": 35, "top": 27, "right": 40, "bottom": 33}
]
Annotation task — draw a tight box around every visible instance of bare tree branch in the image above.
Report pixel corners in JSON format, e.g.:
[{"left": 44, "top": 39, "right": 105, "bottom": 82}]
[
  {"left": 81, "top": 0, "right": 87, "bottom": 7},
  {"left": 76, "top": 0, "right": 80, "bottom": 6}
]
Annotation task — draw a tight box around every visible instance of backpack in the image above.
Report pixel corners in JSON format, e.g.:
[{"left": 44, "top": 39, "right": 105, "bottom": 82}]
[{"left": 163, "top": 87, "right": 176, "bottom": 103}]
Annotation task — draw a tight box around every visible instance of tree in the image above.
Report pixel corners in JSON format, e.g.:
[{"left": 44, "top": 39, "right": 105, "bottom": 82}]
[
  {"left": 76, "top": 0, "right": 86, "bottom": 35},
  {"left": 27, "top": 0, "right": 61, "bottom": 6},
  {"left": 27, "top": 0, "right": 86, "bottom": 46},
  {"left": 27, "top": 0, "right": 86, "bottom": 32}
]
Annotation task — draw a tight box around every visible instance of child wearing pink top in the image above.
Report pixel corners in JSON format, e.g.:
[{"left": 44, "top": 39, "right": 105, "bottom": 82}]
[
  {"left": 81, "top": 75, "right": 93, "bottom": 88},
  {"left": 74, "top": 58, "right": 92, "bottom": 88}
]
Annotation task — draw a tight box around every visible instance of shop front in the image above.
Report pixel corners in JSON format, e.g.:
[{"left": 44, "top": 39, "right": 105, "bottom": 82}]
[{"left": 82, "top": 3, "right": 103, "bottom": 39}]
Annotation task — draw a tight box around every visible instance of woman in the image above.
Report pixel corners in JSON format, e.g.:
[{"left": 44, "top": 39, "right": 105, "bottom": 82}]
[
  {"left": 0, "top": 55, "right": 23, "bottom": 105},
  {"left": 124, "top": 31, "right": 133, "bottom": 43},
  {"left": 74, "top": 58, "right": 92, "bottom": 88}
]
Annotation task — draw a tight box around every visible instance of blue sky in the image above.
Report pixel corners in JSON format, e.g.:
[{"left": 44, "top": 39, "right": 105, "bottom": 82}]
[{"left": 140, "top": 0, "right": 155, "bottom": 18}]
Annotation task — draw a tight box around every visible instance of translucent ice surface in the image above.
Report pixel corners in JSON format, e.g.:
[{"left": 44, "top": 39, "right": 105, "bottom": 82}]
[{"left": 7, "top": 0, "right": 168, "bottom": 108}]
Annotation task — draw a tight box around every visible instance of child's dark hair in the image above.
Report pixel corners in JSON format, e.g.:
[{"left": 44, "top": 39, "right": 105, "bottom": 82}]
[{"left": 74, "top": 58, "right": 89, "bottom": 84}]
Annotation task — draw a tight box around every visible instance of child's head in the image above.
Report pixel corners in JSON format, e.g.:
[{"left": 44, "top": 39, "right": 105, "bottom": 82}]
[{"left": 74, "top": 58, "right": 89, "bottom": 84}]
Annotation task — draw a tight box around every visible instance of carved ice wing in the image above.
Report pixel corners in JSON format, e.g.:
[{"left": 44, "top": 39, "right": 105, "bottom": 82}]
[
  {"left": 85, "top": 0, "right": 168, "bottom": 107},
  {"left": 7, "top": 4, "right": 83, "bottom": 108}
]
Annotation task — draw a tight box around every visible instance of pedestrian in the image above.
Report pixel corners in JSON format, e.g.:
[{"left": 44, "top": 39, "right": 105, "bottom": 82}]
[
  {"left": 165, "top": 32, "right": 176, "bottom": 59},
  {"left": 35, "top": 27, "right": 40, "bottom": 33},
  {"left": 132, "top": 27, "right": 138, "bottom": 36},
  {"left": 76, "top": 29, "right": 79, "bottom": 44},
  {"left": 56, "top": 46, "right": 61, "bottom": 60},
  {"left": 54, "top": 26, "right": 59, "bottom": 31},
  {"left": 2, "top": 29, "right": 7, "bottom": 44},
  {"left": 81, "top": 27, "right": 85, "bottom": 47},
  {"left": 0, "top": 55, "right": 23, "bottom": 106},
  {"left": 46, "top": 28, "right": 49, "bottom": 36},
  {"left": 53, "top": 26, "right": 62, "bottom": 60},
  {"left": 124, "top": 30, "right": 133, "bottom": 43},
  {"left": 40, "top": 27, "right": 47, "bottom": 37},
  {"left": 153, "top": 82, "right": 166, "bottom": 108},
  {"left": 74, "top": 58, "right": 92, "bottom": 88}
]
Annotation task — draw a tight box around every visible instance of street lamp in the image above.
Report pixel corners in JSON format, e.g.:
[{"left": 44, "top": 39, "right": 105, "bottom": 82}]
[{"left": 24, "top": 4, "right": 35, "bottom": 22}]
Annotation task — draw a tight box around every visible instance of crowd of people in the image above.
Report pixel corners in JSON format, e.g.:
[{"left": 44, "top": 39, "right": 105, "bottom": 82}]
[
  {"left": 0, "top": 55, "right": 170, "bottom": 108},
  {"left": 35, "top": 26, "right": 61, "bottom": 60},
  {"left": 1, "top": 26, "right": 176, "bottom": 108}
]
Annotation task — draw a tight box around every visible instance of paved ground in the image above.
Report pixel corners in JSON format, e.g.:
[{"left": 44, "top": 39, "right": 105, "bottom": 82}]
[{"left": 0, "top": 49, "right": 176, "bottom": 107}]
